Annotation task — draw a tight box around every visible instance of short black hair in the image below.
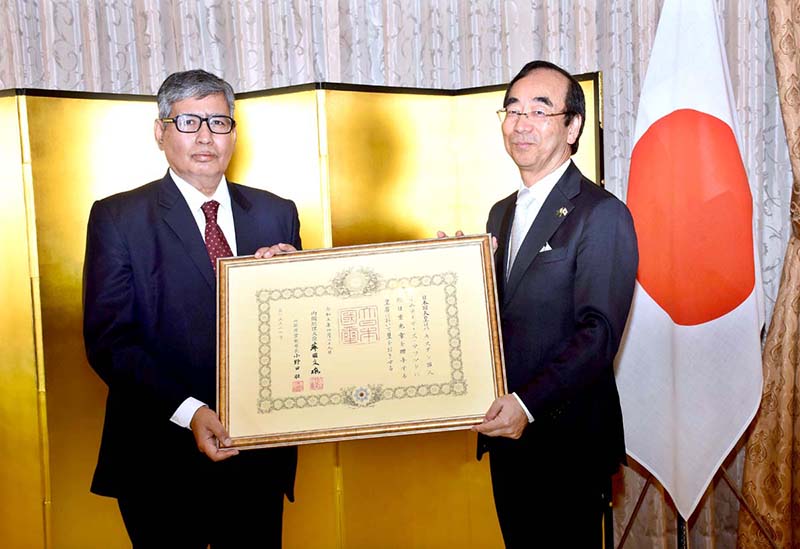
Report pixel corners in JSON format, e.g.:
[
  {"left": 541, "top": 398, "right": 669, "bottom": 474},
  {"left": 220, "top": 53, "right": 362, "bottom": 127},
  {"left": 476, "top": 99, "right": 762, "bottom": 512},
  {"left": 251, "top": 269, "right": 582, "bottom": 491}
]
[{"left": 503, "top": 60, "right": 585, "bottom": 155}]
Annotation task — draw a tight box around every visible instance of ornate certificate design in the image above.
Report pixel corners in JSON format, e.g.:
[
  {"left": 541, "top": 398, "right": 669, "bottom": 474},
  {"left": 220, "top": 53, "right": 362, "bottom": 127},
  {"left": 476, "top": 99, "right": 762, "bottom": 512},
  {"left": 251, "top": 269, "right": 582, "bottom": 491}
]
[
  {"left": 257, "top": 270, "right": 466, "bottom": 413},
  {"left": 218, "top": 235, "right": 505, "bottom": 448}
]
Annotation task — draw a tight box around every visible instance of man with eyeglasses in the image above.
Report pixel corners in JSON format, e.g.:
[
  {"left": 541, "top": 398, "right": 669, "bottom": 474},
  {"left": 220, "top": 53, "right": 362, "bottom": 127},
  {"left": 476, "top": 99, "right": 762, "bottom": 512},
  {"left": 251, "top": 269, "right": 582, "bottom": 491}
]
[
  {"left": 83, "top": 69, "right": 299, "bottom": 547},
  {"left": 474, "top": 60, "right": 638, "bottom": 546}
]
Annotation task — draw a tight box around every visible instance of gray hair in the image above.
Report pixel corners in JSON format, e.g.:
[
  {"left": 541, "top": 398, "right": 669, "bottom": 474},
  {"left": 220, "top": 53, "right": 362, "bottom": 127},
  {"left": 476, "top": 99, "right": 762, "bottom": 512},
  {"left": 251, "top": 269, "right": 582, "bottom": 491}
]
[{"left": 156, "top": 69, "right": 235, "bottom": 118}]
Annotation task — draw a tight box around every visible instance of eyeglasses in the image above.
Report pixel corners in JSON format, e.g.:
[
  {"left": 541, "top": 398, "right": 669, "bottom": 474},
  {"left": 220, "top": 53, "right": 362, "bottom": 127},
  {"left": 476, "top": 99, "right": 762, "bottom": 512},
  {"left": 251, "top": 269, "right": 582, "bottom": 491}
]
[
  {"left": 496, "top": 108, "right": 571, "bottom": 123},
  {"left": 159, "top": 114, "right": 236, "bottom": 134}
]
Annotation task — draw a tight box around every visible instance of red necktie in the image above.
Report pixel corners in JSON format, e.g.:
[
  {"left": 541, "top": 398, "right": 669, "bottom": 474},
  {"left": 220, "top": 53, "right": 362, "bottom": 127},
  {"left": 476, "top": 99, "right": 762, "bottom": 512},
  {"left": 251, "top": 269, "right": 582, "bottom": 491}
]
[{"left": 201, "top": 200, "right": 233, "bottom": 272}]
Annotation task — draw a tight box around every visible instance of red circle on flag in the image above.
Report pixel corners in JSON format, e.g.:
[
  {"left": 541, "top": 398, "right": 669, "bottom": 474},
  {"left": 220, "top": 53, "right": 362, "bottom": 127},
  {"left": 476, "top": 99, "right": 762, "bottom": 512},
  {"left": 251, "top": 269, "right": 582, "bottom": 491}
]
[{"left": 627, "top": 109, "right": 754, "bottom": 326}]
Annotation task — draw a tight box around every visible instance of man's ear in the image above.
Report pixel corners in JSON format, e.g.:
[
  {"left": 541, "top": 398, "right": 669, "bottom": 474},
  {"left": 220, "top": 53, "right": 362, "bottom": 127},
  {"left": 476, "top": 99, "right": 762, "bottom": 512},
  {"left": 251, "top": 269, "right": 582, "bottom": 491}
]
[
  {"left": 154, "top": 119, "right": 165, "bottom": 150},
  {"left": 567, "top": 114, "right": 582, "bottom": 145}
]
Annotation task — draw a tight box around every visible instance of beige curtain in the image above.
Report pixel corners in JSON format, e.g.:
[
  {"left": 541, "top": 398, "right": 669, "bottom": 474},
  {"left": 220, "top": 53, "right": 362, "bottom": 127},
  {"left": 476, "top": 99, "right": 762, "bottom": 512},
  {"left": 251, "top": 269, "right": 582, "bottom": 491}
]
[
  {"left": 738, "top": 0, "right": 800, "bottom": 549},
  {"left": 738, "top": 1, "right": 800, "bottom": 547}
]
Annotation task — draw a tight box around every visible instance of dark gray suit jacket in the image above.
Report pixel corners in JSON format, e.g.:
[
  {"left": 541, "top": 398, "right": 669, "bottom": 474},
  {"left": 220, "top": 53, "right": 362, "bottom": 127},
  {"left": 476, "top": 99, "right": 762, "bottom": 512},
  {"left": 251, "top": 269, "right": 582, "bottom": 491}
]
[
  {"left": 482, "top": 161, "right": 638, "bottom": 478},
  {"left": 83, "top": 172, "right": 298, "bottom": 500}
]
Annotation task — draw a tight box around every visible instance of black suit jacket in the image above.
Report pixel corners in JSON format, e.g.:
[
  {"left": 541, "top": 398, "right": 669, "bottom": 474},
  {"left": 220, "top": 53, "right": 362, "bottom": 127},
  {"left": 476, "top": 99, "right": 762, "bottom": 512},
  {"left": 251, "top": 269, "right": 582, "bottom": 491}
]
[
  {"left": 483, "top": 162, "right": 637, "bottom": 478},
  {"left": 83, "top": 172, "right": 298, "bottom": 498}
]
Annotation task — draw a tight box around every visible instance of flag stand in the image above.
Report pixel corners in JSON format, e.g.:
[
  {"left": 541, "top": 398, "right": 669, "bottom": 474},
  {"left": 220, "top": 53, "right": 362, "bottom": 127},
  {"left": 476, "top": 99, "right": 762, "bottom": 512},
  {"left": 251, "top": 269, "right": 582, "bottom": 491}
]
[
  {"left": 616, "top": 474, "right": 651, "bottom": 548},
  {"left": 719, "top": 469, "right": 778, "bottom": 549},
  {"left": 615, "top": 468, "right": 778, "bottom": 549}
]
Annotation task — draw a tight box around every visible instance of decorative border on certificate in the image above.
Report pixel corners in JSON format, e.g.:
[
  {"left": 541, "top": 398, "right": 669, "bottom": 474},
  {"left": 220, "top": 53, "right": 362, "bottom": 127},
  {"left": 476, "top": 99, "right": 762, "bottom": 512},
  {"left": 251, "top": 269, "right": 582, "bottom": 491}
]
[
  {"left": 218, "top": 234, "right": 506, "bottom": 449},
  {"left": 255, "top": 270, "right": 467, "bottom": 413}
]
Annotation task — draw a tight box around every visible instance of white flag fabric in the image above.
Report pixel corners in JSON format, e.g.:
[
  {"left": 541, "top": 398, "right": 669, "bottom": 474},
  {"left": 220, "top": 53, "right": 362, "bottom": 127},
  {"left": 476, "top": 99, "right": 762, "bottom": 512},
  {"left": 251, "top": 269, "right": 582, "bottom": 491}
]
[{"left": 615, "top": 0, "right": 763, "bottom": 519}]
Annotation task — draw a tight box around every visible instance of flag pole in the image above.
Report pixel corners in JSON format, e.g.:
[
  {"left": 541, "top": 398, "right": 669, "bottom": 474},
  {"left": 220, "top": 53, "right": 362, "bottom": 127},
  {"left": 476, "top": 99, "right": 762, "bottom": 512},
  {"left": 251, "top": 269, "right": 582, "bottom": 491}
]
[
  {"left": 676, "top": 517, "right": 688, "bottom": 549},
  {"left": 604, "top": 476, "right": 614, "bottom": 549}
]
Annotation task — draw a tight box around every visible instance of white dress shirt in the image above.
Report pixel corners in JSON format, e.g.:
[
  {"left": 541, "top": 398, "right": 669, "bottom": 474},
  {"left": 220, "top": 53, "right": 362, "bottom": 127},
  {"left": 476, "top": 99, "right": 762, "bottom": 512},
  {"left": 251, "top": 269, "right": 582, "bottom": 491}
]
[{"left": 507, "top": 159, "right": 571, "bottom": 274}]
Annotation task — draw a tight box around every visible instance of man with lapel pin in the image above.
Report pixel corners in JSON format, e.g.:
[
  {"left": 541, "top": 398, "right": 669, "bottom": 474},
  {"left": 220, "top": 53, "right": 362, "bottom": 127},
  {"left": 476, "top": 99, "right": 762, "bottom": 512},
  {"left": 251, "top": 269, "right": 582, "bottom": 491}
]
[
  {"left": 83, "top": 69, "right": 299, "bottom": 548},
  {"left": 474, "top": 60, "right": 638, "bottom": 547}
]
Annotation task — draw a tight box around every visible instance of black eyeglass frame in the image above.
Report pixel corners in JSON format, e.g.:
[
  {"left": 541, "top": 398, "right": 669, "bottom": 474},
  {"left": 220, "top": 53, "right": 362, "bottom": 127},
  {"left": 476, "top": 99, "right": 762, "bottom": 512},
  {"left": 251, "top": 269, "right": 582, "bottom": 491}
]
[
  {"left": 496, "top": 108, "right": 573, "bottom": 122},
  {"left": 159, "top": 114, "right": 237, "bottom": 134}
]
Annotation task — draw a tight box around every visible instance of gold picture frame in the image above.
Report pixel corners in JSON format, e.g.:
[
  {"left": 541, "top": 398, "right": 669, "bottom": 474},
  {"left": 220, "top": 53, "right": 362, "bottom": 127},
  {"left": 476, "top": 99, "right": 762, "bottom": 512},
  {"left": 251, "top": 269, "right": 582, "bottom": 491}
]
[{"left": 217, "top": 235, "right": 506, "bottom": 448}]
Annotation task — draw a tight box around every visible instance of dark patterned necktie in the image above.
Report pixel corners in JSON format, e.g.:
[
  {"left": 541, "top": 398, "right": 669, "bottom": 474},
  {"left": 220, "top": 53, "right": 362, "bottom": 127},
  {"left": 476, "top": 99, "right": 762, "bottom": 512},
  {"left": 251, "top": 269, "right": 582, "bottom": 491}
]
[{"left": 201, "top": 200, "right": 233, "bottom": 272}]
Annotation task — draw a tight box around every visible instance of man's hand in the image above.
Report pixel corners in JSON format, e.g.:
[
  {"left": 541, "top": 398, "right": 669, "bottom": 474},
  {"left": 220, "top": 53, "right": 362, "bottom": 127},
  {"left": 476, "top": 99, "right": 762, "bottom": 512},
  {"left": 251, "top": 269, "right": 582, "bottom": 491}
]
[
  {"left": 190, "top": 406, "right": 240, "bottom": 462},
  {"left": 472, "top": 395, "right": 528, "bottom": 439},
  {"left": 254, "top": 242, "right": 297, "bottom": 259},
  {"left": 436, "top": 230, "right": 465, "bottom": 239},
  {"left": 436, "top": 231, "right": 498, "bottom": 252}
]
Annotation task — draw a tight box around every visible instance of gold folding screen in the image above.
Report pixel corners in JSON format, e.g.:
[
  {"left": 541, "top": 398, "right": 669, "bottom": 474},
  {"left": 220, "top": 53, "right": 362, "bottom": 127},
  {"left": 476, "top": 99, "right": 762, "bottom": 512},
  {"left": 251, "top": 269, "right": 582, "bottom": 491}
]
[
  {"left": 1, "top": 79, "right": 600, "bottom": 548},
  {"left": 0, "top": 93, "right": 49, "bottom": 549}
]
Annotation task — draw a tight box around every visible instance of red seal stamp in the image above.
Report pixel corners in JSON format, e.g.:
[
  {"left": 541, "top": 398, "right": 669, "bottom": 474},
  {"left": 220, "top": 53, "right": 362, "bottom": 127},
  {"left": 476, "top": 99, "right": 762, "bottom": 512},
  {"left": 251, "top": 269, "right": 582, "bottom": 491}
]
[{"left": 339, "top": 306, "right": 380, "bottom": 344}]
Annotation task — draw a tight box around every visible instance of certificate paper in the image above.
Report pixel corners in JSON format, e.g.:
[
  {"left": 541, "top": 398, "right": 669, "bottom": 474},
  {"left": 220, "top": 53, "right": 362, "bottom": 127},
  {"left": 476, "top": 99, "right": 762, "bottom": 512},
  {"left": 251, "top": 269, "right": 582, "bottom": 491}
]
[{"left": 218, "top": 235, "right": 506, "bottom": 448}]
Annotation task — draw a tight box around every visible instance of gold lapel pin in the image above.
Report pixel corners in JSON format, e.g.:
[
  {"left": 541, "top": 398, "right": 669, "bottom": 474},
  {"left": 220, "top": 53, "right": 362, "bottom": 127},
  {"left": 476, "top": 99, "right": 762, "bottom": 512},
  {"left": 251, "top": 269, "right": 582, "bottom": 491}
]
[{"left": 557, "top": 207, "right": 568, "bottom": 218}]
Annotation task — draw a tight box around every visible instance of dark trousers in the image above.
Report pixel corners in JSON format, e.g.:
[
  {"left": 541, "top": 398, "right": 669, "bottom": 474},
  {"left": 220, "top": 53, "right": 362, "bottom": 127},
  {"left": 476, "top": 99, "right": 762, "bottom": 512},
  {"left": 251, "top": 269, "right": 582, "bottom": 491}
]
[
  {"left": 118, "top": 489, "right": 284, "bottom": 549},
  {"left": 116, "top": 454, "right": 287, "bottom": 549},
  {"left": 489, "top": 447, "right": 610, "bottom": 549}
]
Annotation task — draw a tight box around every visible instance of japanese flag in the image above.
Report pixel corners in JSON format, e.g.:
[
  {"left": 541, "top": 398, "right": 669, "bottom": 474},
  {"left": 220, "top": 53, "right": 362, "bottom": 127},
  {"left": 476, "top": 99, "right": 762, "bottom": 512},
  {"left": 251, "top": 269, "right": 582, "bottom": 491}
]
[{"left": 615, "top": 0, "right": 763, "bottom": 519}]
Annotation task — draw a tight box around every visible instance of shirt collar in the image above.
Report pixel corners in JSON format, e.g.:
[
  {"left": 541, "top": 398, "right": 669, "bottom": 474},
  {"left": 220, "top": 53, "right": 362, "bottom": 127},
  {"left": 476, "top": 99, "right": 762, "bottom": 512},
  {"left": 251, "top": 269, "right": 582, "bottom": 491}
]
[
  {"left": 517, "top": 158, "right": 572, "bottom": 205},
  {"left": 170, "top": 169, "right": 231, "bottom": 214}
]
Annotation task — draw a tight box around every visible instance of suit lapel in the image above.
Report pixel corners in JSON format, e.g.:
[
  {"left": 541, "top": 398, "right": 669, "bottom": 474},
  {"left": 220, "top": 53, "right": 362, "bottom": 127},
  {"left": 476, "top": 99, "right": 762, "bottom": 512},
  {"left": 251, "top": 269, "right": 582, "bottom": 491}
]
[
  {"left": 494, "top": 196, "right": 516, "bottom": 301},
  {"left": 158, "top": 173, "right": 216, "bottom": 288},
  {"left": 229, "top": 183, "right": 258, "bottom": 255},
  {"left": 503, "top": 163, "right": 581, "bottom": 307}
]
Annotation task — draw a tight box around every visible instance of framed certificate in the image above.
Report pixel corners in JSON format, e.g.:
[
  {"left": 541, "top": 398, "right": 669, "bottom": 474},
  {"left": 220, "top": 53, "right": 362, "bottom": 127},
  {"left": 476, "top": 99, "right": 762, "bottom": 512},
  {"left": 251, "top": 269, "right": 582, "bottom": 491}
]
[{"left": 217, "top": 234, "right": 506, "bottom": 448}]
